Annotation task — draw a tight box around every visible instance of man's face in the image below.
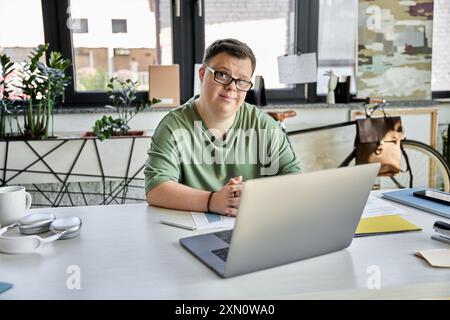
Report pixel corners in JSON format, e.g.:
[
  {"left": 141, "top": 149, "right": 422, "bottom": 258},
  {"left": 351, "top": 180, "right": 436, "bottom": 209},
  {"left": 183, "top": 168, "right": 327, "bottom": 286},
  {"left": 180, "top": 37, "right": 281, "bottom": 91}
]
[{"left": 199, "top": 52, "right": 253, "bottom": 119}]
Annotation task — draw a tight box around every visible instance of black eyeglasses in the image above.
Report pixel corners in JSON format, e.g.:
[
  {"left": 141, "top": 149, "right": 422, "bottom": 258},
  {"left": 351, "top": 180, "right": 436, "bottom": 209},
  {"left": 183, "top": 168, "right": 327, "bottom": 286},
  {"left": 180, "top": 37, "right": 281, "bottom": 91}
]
[{"left": 205, "top": 66, "right": 253, "bottom": 92}]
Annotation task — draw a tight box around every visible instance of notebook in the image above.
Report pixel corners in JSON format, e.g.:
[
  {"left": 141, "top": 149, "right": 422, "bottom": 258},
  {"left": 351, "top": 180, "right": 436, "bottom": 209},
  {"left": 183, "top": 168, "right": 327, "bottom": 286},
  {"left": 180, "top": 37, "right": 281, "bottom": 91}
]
[
  {"left": 160, "top": 211, "right": 234, "bottom": 231},
  {"left": 355, "top": 214, "right": 422, "bottom": 237},
  {"left": 0, "top": 281, "right": 13, "bottom": 294},
  {"left": 382, "top": 188, "right": 450, "bottom": 219}
]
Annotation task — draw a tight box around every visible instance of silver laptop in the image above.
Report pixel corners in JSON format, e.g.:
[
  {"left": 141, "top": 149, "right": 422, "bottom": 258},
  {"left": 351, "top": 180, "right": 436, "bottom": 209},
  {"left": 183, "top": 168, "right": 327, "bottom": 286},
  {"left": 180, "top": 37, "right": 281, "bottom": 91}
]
[{"left": 180, "top": 163, "right": 380, "bottom": 278}]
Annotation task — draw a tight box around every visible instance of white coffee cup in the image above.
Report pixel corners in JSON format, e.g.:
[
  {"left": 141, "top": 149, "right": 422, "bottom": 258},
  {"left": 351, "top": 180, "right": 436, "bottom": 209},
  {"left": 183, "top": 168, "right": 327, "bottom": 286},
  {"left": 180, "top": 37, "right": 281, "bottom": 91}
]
[{"left": 0, "top": 186, "right": 32, "bottom": 227}]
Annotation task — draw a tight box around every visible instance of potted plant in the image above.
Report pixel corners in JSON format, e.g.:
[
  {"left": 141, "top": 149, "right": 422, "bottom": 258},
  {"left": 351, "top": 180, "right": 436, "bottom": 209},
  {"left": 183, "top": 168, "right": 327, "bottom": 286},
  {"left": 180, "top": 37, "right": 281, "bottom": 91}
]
[
  {"left": 89, "top": 77, "right": 160, "bottom": 141},
  {"left": 0, "top": 43, "right": 71, "bottom": 140},
  {"left": 0, "top": 53, "right": 16, "bottom": 139}
]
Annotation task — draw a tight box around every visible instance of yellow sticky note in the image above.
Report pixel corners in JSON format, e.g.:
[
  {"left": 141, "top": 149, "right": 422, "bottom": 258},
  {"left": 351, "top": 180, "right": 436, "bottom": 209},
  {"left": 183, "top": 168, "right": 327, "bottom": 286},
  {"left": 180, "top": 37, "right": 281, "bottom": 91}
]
[{"left": 355, "top": 214, "right": 422, "bottom": 236}]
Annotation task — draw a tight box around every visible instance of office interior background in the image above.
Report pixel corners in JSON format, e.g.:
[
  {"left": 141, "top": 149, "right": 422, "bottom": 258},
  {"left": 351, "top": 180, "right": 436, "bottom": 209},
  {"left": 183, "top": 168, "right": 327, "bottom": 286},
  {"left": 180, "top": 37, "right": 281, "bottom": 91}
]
[
  {"left": 0, "top": 0, "right": 449, "bottom": 206},
  {"left": 2, "top": 0, "right": 450, "bottom": 303}
]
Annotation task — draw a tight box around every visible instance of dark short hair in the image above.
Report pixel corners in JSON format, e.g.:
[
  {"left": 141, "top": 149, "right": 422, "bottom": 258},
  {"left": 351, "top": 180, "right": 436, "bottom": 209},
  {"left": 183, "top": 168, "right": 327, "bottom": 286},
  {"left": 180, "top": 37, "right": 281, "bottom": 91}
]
[{"left": 202, "top": 38, "right": 256, "bottom": 75}]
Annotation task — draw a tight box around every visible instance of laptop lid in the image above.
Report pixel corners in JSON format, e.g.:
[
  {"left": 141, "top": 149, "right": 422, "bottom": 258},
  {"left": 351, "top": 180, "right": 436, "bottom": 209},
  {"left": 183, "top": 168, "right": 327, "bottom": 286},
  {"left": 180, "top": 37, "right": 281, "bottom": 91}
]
[
  {"left": 180, "top": 163, "right": 380, "bottom": 278},
  {"left": 223, "top": 163, "right": 380, "bottom": 277}
]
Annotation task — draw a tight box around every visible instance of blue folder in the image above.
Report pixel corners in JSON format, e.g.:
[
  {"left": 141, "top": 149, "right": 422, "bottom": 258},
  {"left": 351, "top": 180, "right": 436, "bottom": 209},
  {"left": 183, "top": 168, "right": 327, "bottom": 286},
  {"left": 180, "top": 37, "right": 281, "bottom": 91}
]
[
  {"left": 0, "top": 282, "right": 13, "bottom": 294},
  {"left": 382, "top": 187, "right": 450, "bottom": 219}
]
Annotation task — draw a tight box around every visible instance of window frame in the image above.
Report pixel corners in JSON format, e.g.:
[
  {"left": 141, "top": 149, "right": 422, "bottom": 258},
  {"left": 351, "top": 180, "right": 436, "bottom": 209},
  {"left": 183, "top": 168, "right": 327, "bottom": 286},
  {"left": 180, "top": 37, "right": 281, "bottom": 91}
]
[
  {"left": 40, "top": 0, "right": 319, "bottom": 107},
  {"left": 42, "top": 0, "right": 155, "bottom": 106},
  {"left": 111, "top": 19, "right": 128, "bottom": 34},
  {"left": 72, "top": 18, "right": 88, "bottom": 33},
  {"left": 433, "top": 91, "right": 450, "bottom": 99},
  {"left": 431, "top": 0, "right": 450, "bottom": 99},
  {"left": 194, "top": 0, "right": 320, "bottom": 104}
]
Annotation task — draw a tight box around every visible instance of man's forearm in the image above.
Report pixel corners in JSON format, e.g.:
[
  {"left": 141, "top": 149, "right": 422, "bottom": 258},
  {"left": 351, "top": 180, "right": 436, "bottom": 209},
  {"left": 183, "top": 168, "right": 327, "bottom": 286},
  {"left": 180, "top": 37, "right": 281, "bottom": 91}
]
[{"left": 146, "top": 181, "right": 211, "bottom": 212}]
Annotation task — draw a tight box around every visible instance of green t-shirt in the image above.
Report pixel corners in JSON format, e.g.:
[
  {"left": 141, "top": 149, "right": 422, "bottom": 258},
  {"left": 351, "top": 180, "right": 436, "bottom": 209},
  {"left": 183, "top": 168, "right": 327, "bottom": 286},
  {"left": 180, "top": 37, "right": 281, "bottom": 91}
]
[{"left": 144, "top": 97, "right": 301, "bottom": 194}]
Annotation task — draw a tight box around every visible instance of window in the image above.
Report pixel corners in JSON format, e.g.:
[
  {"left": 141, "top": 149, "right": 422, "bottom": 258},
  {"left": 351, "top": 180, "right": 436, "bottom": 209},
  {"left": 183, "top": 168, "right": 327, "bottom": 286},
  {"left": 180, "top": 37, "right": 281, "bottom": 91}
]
[
  {"left": 0, "top": 0, "right": 46, "bottom": 99},
  {"left": 72, "top": 18, "right": 89, "bottom": 33},
  {"left": 67, "top": 0, "right": 172, "bottom": 94},
  {"left": 201, "top": 0, "right": 317, "bottom": 102},
  {"left": 317, "top": 0, "right": 357, "bottom": 96},
  {"left": 28, "top": 0, "right": 314, "bottom": 105},
  {"left": 432, "top": 0, "right": 450, "bottom": 98},
  {"left": 203, "top": 0, "right": 295, "bottom": 89},
  {"left": 114, "top": 48, "right": 130, "bottom": 56},
  {"left": 112, "top": 19, "right": 127, "bottom": 33}
]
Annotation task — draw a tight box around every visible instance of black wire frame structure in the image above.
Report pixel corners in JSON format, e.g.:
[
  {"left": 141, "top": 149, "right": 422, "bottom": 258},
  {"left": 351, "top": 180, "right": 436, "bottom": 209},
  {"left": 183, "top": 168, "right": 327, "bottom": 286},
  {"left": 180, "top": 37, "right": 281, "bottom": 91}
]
[{"left": 0, "top": 135, "right": 151, "bottom": 207}]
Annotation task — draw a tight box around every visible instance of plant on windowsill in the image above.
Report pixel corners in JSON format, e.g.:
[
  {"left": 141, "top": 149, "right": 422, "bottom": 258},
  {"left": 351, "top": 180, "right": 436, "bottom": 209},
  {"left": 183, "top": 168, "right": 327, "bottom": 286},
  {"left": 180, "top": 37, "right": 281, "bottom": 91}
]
[
  {"left": 0, "top": 53, "right": 15, "bottom": 139},
  {"left": 0, "top": 43, "right": 71, "bottom": 140},
  {"left": 88, "top": 77, "right": 160, "bottom": 141}
]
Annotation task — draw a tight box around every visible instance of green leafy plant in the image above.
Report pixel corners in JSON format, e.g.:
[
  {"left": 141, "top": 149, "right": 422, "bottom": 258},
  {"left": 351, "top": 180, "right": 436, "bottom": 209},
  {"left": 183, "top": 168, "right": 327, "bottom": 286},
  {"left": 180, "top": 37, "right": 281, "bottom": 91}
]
[
  {"left": 93, "top": 77, "right": 160, "bottom": 141},
  {"left": 0, "top": 53, "right": 17, "bottom": 139},
  {"left": 92, "top": 115, "right": 129, "bottom": 141},
  {"left": 21, "top": 44, "right": 71, "bottom": 139},
  {"left": 0, "top": 44, "right": 71, "bottom": 139}
]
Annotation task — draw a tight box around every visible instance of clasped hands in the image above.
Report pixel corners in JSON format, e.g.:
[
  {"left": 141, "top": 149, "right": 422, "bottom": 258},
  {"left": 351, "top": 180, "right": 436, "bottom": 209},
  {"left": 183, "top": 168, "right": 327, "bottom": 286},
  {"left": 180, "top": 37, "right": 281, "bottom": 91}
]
[{"left": 209, "top": 176, "right": 244, "bottom": 217}]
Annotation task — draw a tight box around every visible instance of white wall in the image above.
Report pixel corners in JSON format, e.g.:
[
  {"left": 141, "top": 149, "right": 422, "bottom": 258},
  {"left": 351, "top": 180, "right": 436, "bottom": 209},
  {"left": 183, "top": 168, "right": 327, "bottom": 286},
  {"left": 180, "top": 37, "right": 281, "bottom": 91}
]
[{"left": 52, "top": 110, "right": 169, "bottom": 135}]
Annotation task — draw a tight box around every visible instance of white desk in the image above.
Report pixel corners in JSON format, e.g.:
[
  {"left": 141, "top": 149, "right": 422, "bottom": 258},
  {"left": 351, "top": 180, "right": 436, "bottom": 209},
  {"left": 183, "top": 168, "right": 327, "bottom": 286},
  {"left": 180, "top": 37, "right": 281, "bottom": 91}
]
[{"left": 1, "top": 191, "right": 449, "bottom": 300}]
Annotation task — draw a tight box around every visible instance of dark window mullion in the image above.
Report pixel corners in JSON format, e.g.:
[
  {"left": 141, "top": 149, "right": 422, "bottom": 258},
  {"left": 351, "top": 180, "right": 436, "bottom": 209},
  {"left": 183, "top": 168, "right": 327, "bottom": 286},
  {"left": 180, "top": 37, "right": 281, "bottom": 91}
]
[
  {"left": 172, "top": 0, "right": 197, "bottom": 104},
  {"left": 191, "top": 0, "right": 205, "bottom": 101},
  {"left": 295, "top": 0, "right": 320, "bottom": 102},
  {"left": 432, "top": 91, "right": 450, "bottom": 99},
  {"left": 41, "top": 0, "right": 61, "bottom": 59},
  {"left": 305, "top": 0, "right": 320, "bottom": 102},
  {"left": 193, "top": 0, "right": 205, "bottom": 64}
]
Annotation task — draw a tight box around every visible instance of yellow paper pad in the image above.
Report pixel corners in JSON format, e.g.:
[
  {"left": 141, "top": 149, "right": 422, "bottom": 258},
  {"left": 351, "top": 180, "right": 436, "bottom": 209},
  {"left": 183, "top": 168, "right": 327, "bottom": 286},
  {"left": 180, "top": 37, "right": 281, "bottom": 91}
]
[
  {"left": 355, "top": 214, "right": 422, "bottom": 236},
  {"left": 416, "top": 249, "right": 450, "bottom": 268}
]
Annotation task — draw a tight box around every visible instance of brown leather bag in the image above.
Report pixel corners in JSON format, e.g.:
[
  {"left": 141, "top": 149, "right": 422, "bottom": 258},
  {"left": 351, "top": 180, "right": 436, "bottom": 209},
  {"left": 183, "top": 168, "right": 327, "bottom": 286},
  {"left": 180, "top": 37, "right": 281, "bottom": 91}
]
[{"left": 355, "top": 116, "right": 405, "bottom": 176}]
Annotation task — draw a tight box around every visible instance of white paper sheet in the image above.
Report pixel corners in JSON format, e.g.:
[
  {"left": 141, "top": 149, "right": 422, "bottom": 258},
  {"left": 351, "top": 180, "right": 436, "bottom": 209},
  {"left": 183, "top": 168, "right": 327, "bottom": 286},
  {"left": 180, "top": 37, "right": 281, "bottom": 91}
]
[
  {"left": 362, "top": 196, "right": 407, "bottom": 218},
  {"left": 277, "top": 53, "right": 317, "bottom": 84},
  {"left": 191, "top": 212, "right": 235, "bottom": 230}
]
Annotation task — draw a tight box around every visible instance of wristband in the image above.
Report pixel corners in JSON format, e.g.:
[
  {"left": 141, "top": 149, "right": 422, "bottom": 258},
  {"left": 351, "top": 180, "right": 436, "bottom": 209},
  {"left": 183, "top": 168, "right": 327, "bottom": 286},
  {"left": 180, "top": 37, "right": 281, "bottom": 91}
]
[{"left": 207, "top": 192, "right": 215, "bottom": 212}]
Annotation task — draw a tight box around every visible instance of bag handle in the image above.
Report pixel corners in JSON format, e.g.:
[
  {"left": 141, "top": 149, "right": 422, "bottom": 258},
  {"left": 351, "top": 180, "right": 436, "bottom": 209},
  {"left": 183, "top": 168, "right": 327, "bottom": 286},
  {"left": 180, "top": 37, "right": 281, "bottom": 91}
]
[
  {"left": 400, "top": 141, "right": 413, "bottom": 187},
  {"left": 363, "top": 98, "right": 389, "bottom": 119}
]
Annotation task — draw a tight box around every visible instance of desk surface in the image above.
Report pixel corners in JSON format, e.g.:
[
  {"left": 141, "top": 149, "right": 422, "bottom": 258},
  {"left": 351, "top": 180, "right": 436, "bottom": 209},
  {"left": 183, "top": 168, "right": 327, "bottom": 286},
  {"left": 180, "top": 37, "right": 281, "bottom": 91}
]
[{"left": 1, "top": 191, "right": 449, "bottom": 300}]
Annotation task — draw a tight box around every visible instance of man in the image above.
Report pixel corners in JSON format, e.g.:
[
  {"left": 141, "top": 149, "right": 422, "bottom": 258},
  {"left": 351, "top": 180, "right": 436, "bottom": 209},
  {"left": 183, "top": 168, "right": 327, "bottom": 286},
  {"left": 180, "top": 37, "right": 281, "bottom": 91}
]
[{"left": 145, "top": 38, "right": 301, "bottom": 216}]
